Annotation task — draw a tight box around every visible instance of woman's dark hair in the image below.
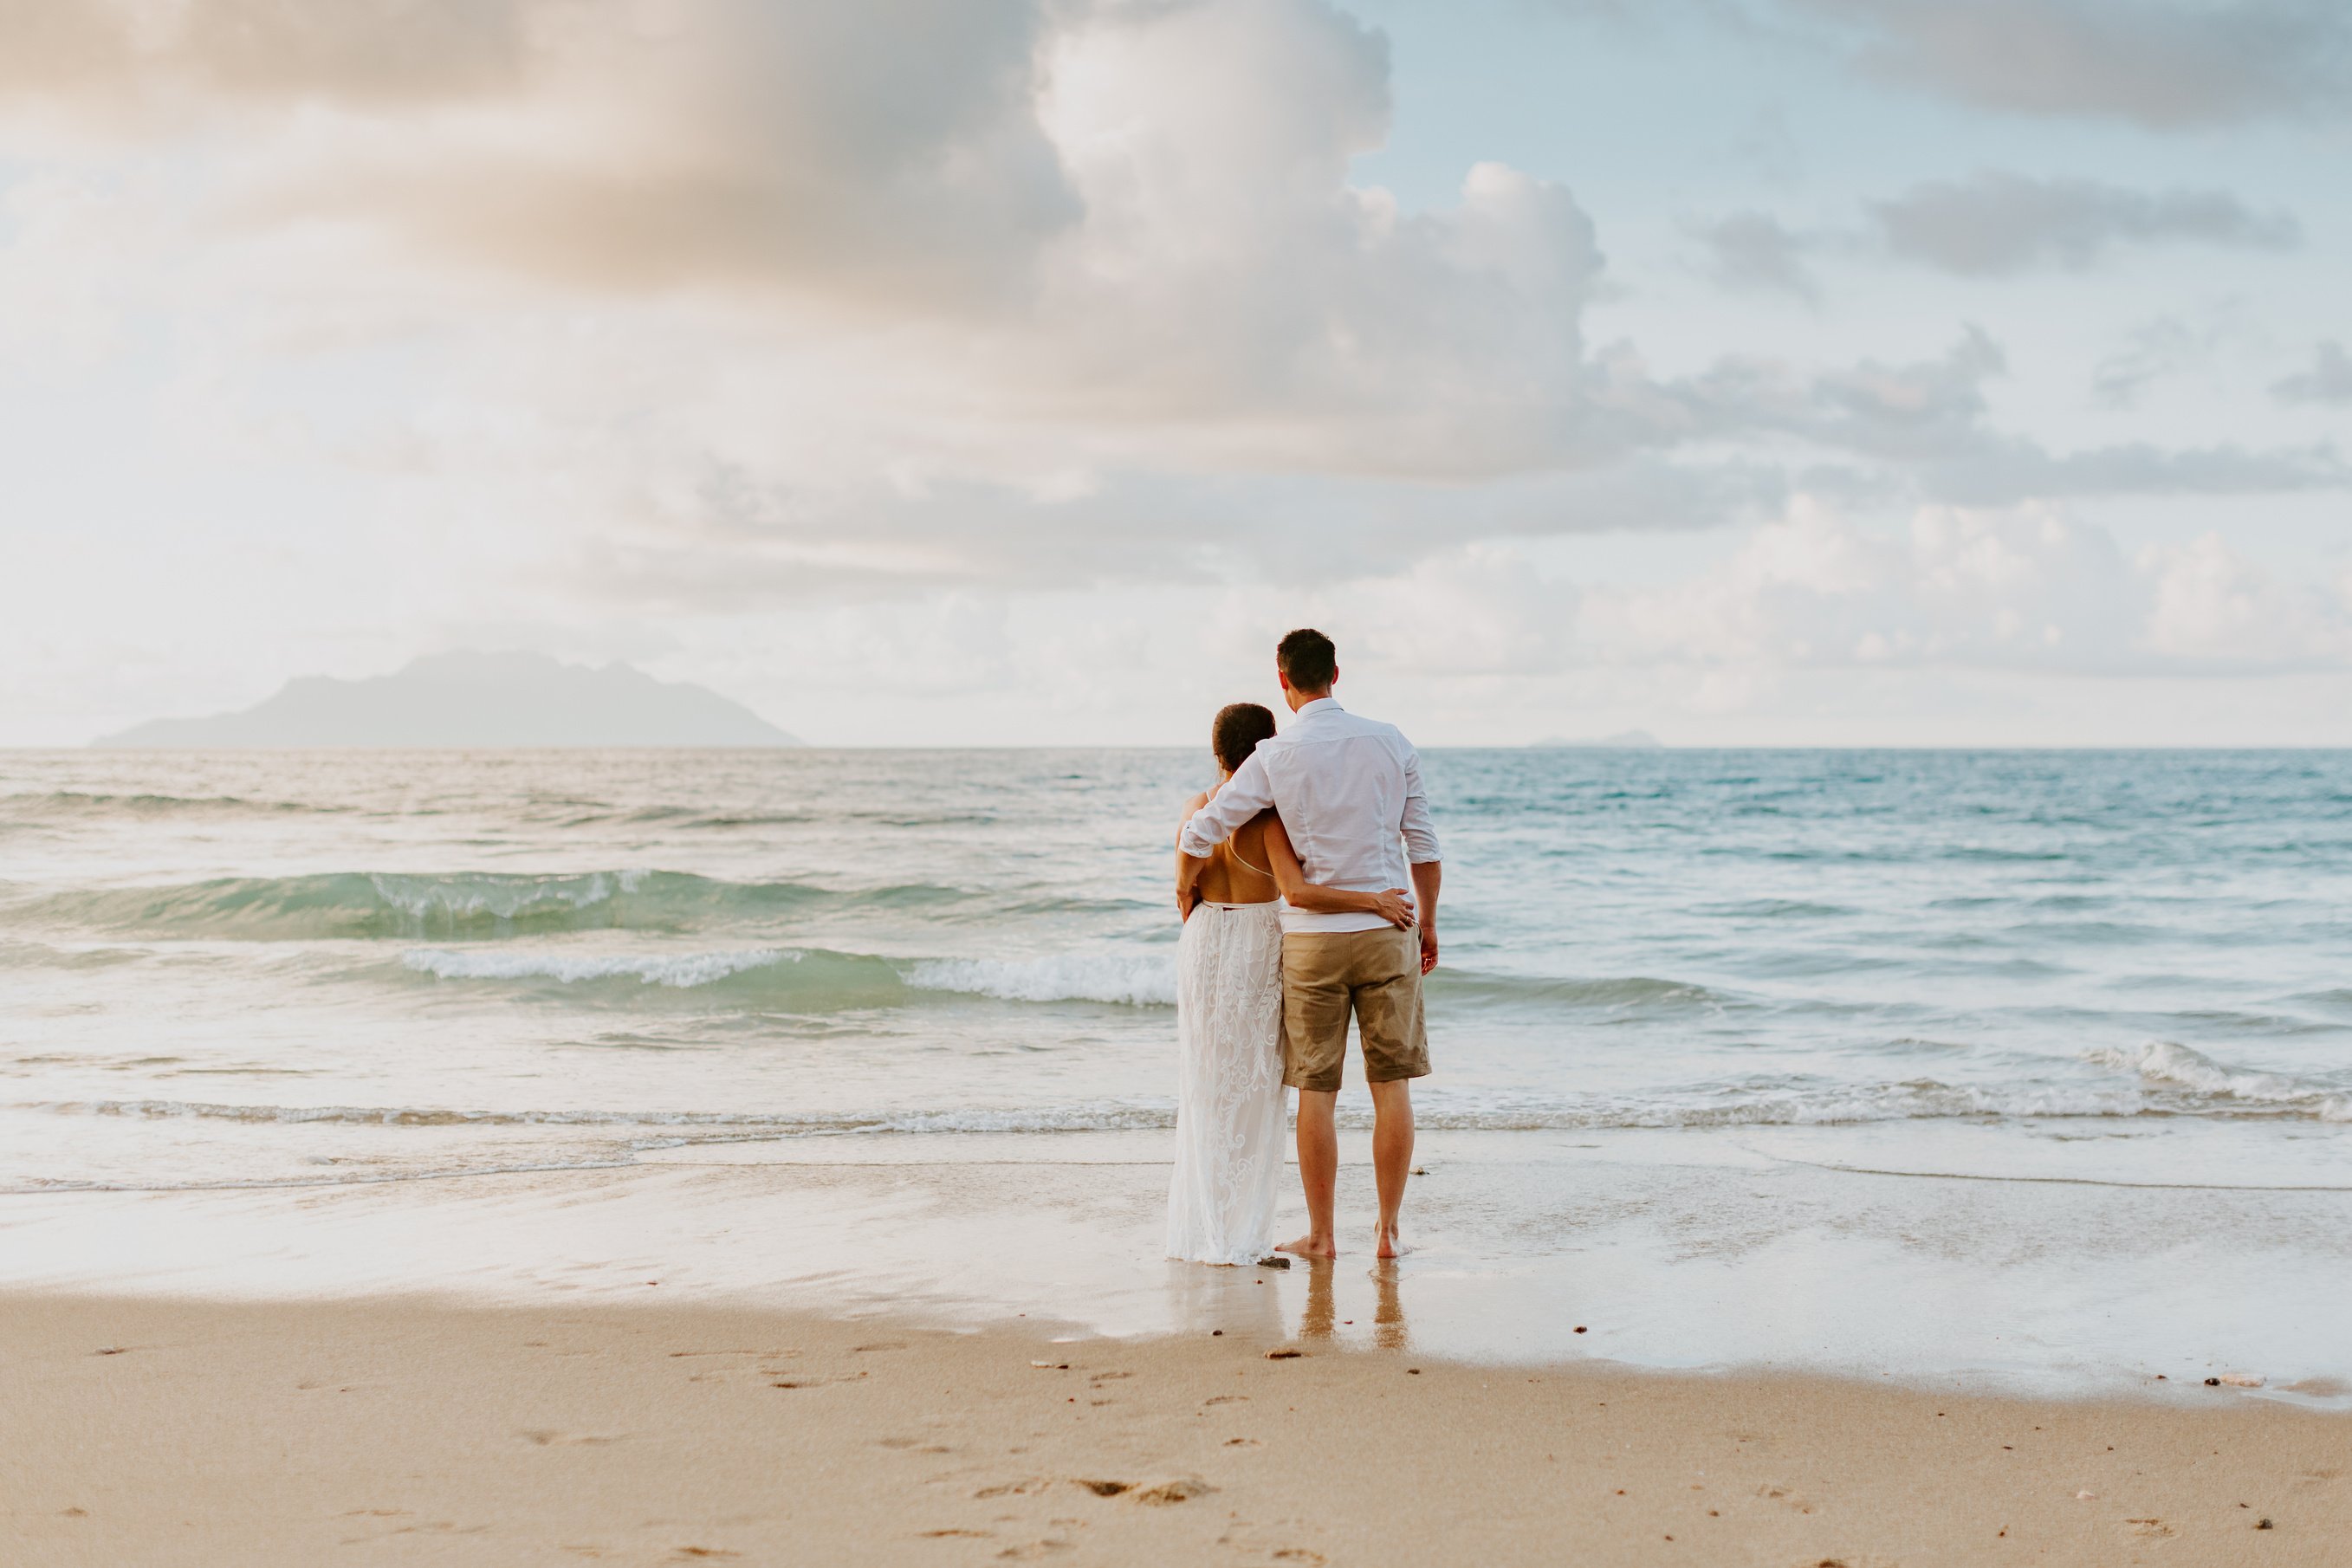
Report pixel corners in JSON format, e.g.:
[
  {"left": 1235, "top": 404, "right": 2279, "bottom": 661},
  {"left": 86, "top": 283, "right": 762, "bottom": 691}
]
[{"left": 1211, "top": 702, "right": 1279, "bottom": 773}]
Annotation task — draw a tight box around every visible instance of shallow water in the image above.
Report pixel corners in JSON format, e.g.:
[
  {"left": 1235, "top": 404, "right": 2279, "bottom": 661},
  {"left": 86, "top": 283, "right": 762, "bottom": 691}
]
[
  {"left": 2, "top": 747, "right": 2348, "bottom": 1390},
  {"left": 4, "top": 747, "right": 2349, "bottom": 1187}
]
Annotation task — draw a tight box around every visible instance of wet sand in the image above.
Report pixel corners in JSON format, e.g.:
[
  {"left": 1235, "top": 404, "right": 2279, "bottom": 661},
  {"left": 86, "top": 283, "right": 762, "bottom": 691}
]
[{"left": 6, "top": 1290, "right": 2345, "bottom": 1567}]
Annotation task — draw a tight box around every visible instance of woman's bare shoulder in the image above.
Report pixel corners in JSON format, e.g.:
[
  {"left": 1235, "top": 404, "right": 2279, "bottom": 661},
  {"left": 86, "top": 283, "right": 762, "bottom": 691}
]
[{"left": 1178, "top": 790, "right": 1211, "bottom": 822}]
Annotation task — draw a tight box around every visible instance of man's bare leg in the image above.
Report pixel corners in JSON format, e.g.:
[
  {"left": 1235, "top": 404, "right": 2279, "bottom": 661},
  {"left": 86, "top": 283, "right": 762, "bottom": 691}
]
[
  {"left": 1279, "top": 1089, "right": 1339, "bottom": 1258},
  {"left": 1369, "top": 1078, "right": 1415, "bottom": 1259}
]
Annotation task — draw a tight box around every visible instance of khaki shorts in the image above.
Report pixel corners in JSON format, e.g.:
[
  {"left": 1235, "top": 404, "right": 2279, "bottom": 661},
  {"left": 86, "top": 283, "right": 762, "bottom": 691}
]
[{"left": 1280, "top": 927, "right": 1430, "bottom": 1092}]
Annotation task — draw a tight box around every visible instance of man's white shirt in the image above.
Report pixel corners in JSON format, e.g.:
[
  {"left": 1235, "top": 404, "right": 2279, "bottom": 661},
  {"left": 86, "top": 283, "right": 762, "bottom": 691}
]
[{"left": 1180, "top": 697, "right": 1441, "bottom": 935}]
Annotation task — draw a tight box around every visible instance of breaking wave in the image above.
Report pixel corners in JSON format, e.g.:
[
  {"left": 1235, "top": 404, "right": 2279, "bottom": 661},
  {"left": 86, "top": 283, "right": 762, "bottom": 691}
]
[
  {"left": 0, "top": 789, "right": 340, "bottom": 820},
  {"left": 404, "top": 944, "right": 1184, "bottom": 1008},
  {"left": 906, "top": 953, "right": 1176, "bottom": 1008},
  {"left": 2086, "top": 1040, "right": 2352, "bottom": 1123},
  {"left": 32, "top": 1062, "right": 2352, "bottom": 1137},
  {"left": 401, "top": 944, "right": 906, "bottom": 1007},
  {"left": 1, "top": 870, "right": 973, "bottom": 939}
]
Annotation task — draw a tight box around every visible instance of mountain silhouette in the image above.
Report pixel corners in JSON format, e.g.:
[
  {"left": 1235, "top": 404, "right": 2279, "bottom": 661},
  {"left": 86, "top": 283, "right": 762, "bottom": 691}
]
[{"left": 95, "top": 651, "right": 801, "bottom": 748}]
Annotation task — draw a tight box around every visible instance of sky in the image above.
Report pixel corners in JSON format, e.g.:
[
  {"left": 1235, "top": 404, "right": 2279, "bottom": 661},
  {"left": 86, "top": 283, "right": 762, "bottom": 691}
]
[{"left": 2, "top": 0, "right": 2349, "bottom": 748}]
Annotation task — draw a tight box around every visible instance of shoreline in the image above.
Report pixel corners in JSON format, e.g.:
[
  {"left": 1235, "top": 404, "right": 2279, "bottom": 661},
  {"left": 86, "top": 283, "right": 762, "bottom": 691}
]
[
  {"left": 4, "top": 1128, "right": 2348, "bottom": 1405},
  {"left": 7, "top": 1289, "right": 2346, "bottom": 1566}
]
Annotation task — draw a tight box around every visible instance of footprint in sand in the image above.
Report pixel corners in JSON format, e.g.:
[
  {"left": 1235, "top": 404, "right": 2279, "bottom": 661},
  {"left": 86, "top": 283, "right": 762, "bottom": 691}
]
[
  {"left": 974, "top": 1478, "right": 1055, "bottom": 1500},
  {"left": 1133, "top": 1479, "right": 1215, "bottom": 1506},
  {"left": 520, "top": 1430, "right": 626, "bottom": 1447},
  {"left": 919, "top": 1529, "right": 993, "bottom": 1539},
  {"left": 854, "top": 1342, "right": 909, "bottom": 1353},
  {"left": 995, "top": 1539, "right": 1073, "bottom": 1558},
  {"left": 1271, "top": 1552, "right": 1326, "bottom": 1565},
  {"left": 2126, "top": 1519, "right": 2175, "bottom": 1539}
]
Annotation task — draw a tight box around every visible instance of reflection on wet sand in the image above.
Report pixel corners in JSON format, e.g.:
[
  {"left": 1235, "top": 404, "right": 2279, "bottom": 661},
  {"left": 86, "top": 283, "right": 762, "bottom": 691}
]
[
  {"left": 1161, "top": 1260, "right": 1284, "bottom": 1341},
  {"left": 1371, "top": 1263, "right": 1406, "bottom": 1350},
  {"left": 1301, "top": 1262, "right": 1334, "bottom": 1339},
  {"left": 1296, "top": 1260, "right": 1409, "bottom": 1350}
]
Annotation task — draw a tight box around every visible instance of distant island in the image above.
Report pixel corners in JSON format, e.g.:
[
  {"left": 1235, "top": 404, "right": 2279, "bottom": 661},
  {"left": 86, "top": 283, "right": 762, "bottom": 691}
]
[
  {"left": 94, "top": 651, "right": 802, "bottom": 748},
  {"left": 1530, "top": 729, "right": 1663, "bottom": 749}
]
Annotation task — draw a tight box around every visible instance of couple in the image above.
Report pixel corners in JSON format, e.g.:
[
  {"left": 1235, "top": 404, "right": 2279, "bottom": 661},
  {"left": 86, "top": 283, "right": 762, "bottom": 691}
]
[{"left": 1167, "top": 628, "right": 1442, "bottom": 1265}]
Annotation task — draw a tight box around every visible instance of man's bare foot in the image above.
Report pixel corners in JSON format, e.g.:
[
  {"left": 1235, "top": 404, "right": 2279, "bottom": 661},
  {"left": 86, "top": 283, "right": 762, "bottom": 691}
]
[
  {"left": 1278, "top": 1234, "right": 1338, "bottom": 1260},
  {"left": 1374, "top": 1226, "right": 1404, "bottom": 1260}
]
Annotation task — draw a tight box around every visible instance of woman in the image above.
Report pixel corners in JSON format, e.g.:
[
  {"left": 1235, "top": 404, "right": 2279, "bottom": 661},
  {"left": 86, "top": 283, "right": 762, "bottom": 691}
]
[{"left": 1166, "top": 703, "right": 1418, "bottom": 1266}]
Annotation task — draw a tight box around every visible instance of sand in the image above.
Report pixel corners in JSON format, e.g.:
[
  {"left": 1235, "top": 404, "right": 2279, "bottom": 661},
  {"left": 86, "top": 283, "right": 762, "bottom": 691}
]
[{"left": 4, "top": 1290, "right": 2344, "bottom": 1566}]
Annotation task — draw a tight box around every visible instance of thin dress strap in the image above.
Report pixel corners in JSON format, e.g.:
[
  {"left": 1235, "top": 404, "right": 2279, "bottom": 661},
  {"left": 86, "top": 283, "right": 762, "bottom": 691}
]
[{"left": 1225, "top": 820, "right": 1274, "bottom": 879}]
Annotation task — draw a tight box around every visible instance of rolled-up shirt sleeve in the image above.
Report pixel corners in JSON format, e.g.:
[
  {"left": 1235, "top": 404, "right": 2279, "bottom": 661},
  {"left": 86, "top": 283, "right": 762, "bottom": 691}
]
[
  {"left": 1399, "top": 744, "right": 1442, "bottom": 863},
  {"left": 1178, "top": 750, "right": 1275, "bottom": 859}
]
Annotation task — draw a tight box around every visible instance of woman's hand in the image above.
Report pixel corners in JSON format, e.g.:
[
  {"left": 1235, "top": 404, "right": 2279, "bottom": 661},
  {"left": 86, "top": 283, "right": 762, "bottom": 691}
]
[
  {"left": 1370, "top": 888, "right": 1416, "bottom": 929},
  {"left": 1176, "top": 884, "right": 1199, "bottom": 922}
]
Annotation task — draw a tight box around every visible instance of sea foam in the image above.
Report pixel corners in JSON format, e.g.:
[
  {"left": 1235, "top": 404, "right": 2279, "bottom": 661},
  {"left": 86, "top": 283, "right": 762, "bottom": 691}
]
[
  {"left": 403, "top": 946, "right": 787, "bottom": 988},
  {"left": 2089, "top": 1040, "right": 2352, "bottom": 1123},
  {"left": 906, "top": 953, "right": 1176, "bottom": 1008}
]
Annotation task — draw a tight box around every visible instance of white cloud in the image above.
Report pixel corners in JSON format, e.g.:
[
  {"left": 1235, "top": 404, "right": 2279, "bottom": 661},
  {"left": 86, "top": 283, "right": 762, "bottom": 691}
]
[
  {"left": 2, "top": 0, "right": 2349, "bottom": 743},
  {"left": 2139, "top": 534, "right": 2352, "bottom": 667},
  {"left": 1578, "top": 500, "right": 2349, "bottom": 676}
]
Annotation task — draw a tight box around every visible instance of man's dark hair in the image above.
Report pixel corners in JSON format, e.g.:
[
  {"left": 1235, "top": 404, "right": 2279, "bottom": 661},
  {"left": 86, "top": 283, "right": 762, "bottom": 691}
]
[
  {"left": 1211, "top": 703, "right": 1279, "bottom": 773},
  {"left": 1277, "top": 627, "right": 1337, "bottom": 693}
]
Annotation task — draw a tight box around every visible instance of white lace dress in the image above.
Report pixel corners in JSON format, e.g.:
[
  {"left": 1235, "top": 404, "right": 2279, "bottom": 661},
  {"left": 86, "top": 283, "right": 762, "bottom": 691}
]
[{"left": 1166, "top": 899, "right": 1288, "bottom": 1265}]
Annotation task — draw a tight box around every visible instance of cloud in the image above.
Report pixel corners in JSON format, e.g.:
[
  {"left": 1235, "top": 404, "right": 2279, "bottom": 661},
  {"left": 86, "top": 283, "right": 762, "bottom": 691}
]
[
  {"left": 1791, "top": 0, "right": 2352, "bottom": 128},
  {"left": 1923, "top": 439, "right": 2347, "bottom": 506},
  {"left": 246, "top": 0, "right": 1080, "bottom": 308},
  {"left": 1691, "top": 211, "right": 1820, "bottom": 302},
  {"left": 2272, "top": 340, "right": 2352, "bottom": 405},
  {"left": 1679, "top": 326, "right": 2007, "bottom": 462},
  {"left": 0, "top": 0, "right": 2344, "bottom": 673},
  {"left": 0, "top": 0, "right": 1081, "bottom": 310},
  {"left": 2138, "top": 534, "right": 2352, "bottom": 667},
  {"left": 1582, "top": 499, "right": 2352, "bottom": 676},
  {"left": 2090, "top": 316, "right": 2214, "bottom": 410},
  {"left": 1869, "top": 172, "right": 2300, "bottom": 275},
  {"left": 1667, "top": 325, "right": 2347, "bottom": 508},
  {"left": 0, "top": 0, "right": 527, "bottom": 110},
  {"left": 1, "top": 0, "right": 1648, "bottom": 479}
]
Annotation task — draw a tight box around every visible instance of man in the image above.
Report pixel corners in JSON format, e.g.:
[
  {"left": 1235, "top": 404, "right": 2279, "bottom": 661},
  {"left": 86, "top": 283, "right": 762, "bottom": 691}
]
[{"left": 1176, "top": 628, "right": 1442, "bottom": 1260}]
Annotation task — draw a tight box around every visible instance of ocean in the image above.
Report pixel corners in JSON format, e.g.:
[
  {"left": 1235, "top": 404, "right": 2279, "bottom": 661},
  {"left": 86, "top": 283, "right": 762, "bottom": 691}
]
[
  {"left": 8, "top": 745, "right": 2350, "bottom": 1180},
  {"left": 5, "top": 746, "right": 2349, "bottom": 1388}
]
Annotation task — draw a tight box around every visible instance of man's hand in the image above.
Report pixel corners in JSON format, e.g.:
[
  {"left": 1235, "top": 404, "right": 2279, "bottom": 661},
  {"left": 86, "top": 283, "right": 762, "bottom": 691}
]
[
  {"left": 1370, "top": 888, "right": 1416, "bottom": 930},
  {"left": 1409, "top": 860, "right": 1442, "bottom": 975}
]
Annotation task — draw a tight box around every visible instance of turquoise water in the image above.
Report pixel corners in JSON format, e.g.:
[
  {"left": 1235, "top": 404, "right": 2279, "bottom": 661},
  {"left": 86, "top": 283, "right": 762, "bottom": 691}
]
[{"left": 2, "top": 748, "right": 2349, "bottom": 1195}]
